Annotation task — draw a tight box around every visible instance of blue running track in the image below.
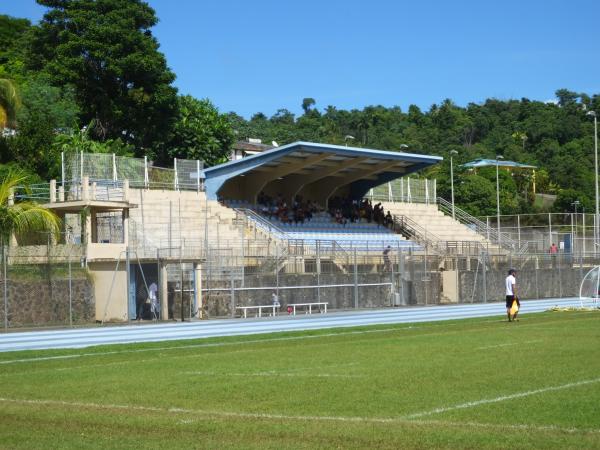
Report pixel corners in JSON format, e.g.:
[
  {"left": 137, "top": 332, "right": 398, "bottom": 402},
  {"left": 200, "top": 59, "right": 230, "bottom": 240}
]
[{"left": 0, "top": 298, "right": 581, "bottom": 352}]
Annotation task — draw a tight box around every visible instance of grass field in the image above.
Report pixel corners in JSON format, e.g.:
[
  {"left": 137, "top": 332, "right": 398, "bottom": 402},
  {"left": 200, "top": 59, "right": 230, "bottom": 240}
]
[{"left": 1, "top": 311, "right": 599, "bottom": 449}]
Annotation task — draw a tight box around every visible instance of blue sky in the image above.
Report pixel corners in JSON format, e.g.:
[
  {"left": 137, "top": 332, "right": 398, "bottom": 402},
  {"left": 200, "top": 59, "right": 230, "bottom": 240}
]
[{"left": 3, "top": 0, "right": 599, "bottom": 118}]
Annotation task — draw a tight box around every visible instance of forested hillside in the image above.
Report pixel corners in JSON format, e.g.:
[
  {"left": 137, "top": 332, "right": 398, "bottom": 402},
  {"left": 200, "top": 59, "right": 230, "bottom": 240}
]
[{"left": 1, "top": 2, "right": 598, "bottom": 217}]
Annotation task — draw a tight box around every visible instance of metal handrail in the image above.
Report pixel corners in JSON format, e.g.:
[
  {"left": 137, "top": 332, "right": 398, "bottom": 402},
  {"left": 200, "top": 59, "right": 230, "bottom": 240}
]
[
  {"left": 436, "top": 197, "right": 519, "bottom": 251},
  {"left": 391, "top": 214, "right": 444, "bottom": 254}
]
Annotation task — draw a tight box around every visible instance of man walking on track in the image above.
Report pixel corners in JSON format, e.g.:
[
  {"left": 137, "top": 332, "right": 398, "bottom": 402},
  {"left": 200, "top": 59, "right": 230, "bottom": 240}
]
[{"left": 505, "top": 269, "right": 519, "bottom": 322}]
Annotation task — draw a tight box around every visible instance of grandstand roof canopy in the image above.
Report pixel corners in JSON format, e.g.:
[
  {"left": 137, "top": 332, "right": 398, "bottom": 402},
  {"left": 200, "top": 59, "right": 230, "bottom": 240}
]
[
  {"left": 204, "top": 141, "right": 441, "bottom": 204},
  {"left": 462, "top": 158, "right": 537, "bottom": 170}
]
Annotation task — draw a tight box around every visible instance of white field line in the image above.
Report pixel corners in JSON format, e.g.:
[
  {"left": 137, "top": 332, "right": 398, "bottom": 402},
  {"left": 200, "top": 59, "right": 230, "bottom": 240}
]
[
  {"left": 403, "top": 377, "right": 600, "bottom": 420},
  {"left": 0, "top": 397, "right": 599, "bottom": 436},
  {"left": 0, "top": 312, "right": 596, "bottom": 366},
  {"left": 183, "top": 371, "right": 364, "bottom": 379},
  {"left": 182, "top": 362, "right": 362, "bottom": 379},
  {"left": 475, "top": 340, "right": 543, "bottom": 350}
]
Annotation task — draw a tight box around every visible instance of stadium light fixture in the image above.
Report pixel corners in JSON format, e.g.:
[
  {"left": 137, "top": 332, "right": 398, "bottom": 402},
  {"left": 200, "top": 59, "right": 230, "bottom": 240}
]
[
  {"left": 344, "top": 135, "right": 355, "bottom": 146},
  {"left": 496, "top": 155, "right": 504, "bottom": 247},
  {"left": 450, "top": 150, "right": 458, "bottom": 219},
  {"left": 587, "top": 111, "right": 598, "bottom": 253}
]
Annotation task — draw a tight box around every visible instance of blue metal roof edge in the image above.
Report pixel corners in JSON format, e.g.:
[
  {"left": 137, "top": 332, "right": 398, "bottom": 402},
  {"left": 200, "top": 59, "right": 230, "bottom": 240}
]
[
  {"left": 462, "top": 159, "right": 537, "bottom": 169},
  {"left": 204, "top": 141, "right": 442, "bottom": 178}
]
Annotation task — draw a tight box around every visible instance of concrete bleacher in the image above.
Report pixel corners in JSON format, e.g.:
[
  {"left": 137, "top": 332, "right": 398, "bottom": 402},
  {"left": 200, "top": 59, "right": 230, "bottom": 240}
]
[
  {"left": 381, "top": 202, "right": 501, "bottom": 250},
  {"left": 226, "top": 201, "right": 418, "bottom": 250}
]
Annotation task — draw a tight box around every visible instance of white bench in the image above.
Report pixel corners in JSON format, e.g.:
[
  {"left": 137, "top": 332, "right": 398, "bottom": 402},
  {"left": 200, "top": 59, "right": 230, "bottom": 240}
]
[
  {"left": 236, "top": 305, "right": 279, "bottom": 318},
  {"left": 288, "top": 302, "right": 328, "bottom": 316}
]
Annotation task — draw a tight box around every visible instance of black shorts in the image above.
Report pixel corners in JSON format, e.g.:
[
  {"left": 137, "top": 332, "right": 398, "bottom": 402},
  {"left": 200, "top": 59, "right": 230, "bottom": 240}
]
[{"left": 506, "top": 295, "right": 519, "bottom": 308}]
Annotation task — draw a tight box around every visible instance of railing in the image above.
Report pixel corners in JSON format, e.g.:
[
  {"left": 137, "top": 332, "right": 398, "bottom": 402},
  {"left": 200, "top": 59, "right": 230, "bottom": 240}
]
[
  {"left": 368, "top": 178, "right": 437, "bottom": 204},
  {"left": 63, "top": 152, "right": 205, "bottom": 192},
  {"left": 436, "top": 197, "right": 521, "bottom": 253},
  {"left": 391, "top": 214, "right": 442, "bottom": 253},
  {"left": 236, "top": 208, "right": 288, "bottom": 240},
  {"left": 13, "top": 183, "right": 51, "bottom": 203}
]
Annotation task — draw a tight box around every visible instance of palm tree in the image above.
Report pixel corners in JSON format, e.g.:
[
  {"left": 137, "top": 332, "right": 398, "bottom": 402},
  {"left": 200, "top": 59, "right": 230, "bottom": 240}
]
[
  {"left": 0, "top": 170, "right": 61, "bottom": 247},
  {"left": 1, "top": 170, "right": 61, "bottom": 329},
  {"left": 0, "top": 79, "right": 21, "bottom": 130}
]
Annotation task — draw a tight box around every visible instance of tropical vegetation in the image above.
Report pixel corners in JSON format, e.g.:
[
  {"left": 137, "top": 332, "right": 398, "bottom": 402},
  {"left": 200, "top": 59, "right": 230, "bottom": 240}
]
[{"left": 0, "top": 3, "right": 599, "bottom": 217}]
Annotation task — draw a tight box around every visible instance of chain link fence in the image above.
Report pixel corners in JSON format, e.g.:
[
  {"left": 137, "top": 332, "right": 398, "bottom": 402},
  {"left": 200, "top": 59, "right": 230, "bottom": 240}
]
[
  {"left": 1, "top": 242, "right": 593, "bottom": 328},
  {"left": 1, "top": 237, "right": 94, "bottom": 330}
]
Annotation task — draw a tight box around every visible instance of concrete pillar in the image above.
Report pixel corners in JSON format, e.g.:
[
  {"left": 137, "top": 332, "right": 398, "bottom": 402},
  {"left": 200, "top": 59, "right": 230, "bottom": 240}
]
[
  {"left": 82, "top": 176, "right": 89, "bottom": 201},
  {"left": 160, "top": 263, "right": 168, "bottom": 320},
  {"left": 123, "top": 179, "right": 129, "bottom": 202},
  {"left": 58, "top": 186, "right": 65, "bottom": 202},
  {"left": 84, "top": 211, "right": 92, "bottom": 244},
  {"left": 91, "top": 182, "right": 97, "bottom": 201},
  {"left": 49, "top": 180, "right": 56, "bottom": 203},
  {"left": 122, "top": 208, "right": 129, "bottom": 245},
  {"left": 8, "top": 189, "right": 17, "bottom": 247},
  {"left": 91, "top": 210, "right": 97, "bottom": 243},
  {"left": 194, "top": 262, "right": 202, "bottom": 319}
]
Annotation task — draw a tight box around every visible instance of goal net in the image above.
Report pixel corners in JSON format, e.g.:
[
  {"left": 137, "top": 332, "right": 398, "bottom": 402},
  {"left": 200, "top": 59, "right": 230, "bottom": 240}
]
[{"left": 579, "top": 266, "right": 600, "bottom": 308}]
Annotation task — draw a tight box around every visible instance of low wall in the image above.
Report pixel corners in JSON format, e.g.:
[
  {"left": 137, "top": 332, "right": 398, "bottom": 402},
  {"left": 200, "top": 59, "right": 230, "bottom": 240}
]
[
  {"left": 202, "top": 271, "right": 441, "bottom": 318},
  {"left": 0, "top": 278, "right": 95, "bottom": 327},
  {"left": 458, "top": 267, "right": 582, "bottom": 303}
]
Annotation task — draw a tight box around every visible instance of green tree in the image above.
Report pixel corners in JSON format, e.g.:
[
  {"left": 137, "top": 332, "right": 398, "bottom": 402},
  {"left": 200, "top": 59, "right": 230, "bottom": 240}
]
[
  {"left": 301, "top": 98, "right": 316, "bottom": 115},
  {"left": 29, "top": 0, "right": 178, "bottom": 149},
  {"left": 0, "top": 78, "right": 20, "bottom": 129},
  {"left": 166, "top": 96, "right": 234, "bottom": 167}
]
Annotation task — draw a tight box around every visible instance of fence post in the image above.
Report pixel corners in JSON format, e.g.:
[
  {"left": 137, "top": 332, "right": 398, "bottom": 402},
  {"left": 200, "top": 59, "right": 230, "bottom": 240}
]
[
  {"left": 353, "top": 248, "right": 358, "bottom": 309},
  {"left": 196, "top": 160, "right": 201, "bottom": 193},
  {"left": 517, "top": 214, "right": 521, "bottom": 249},
  {"left": 401, "top": 178, "right": 404, "bottom": 202},
  {"left": 316, "top": 241, "right": 321, "bottom": 302},
  {"left": 548, "top": 213, "right": 552, "bottom": 249},
  {"left": 68, "top": 258, "right": 73, "bottom": 327},
  {"left": 61, "top": 151, "right": 65, "bottom": 188},
  {"left": 230, "top": 270, "right": 235, "bottom": 319},
  {"left": 144, "top": 156, "right": 149, "bottom": 189},
  {"left": 3, "top": 244, "right": 7, "bottom": 330},
  {"left": 174, "top": 158, "right": 178, "bottom": 191},
  {"left": 112, "top": 153, "right": 117, "bottom": 181},
  {"left": 482, "top": 251, "right": 487, "bottom": 303},
  {"left": 399, "top": 247, "right": 405, "bottom": 306}
]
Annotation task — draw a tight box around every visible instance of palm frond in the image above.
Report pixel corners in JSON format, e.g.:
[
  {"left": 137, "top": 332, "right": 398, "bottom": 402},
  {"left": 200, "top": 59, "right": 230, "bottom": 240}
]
[
  {"left": 0, "top": 169, "right": 32, "bottom": 206},
  {"left": 8, "top": 202, "right": 61, "bottom": 238}
]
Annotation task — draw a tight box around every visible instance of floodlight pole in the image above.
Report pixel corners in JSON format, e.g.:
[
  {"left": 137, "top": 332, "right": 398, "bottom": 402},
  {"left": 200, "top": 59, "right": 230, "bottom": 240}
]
[
  {"left": 496, "top": 155, "right": 504, "bottom": 247},
  {"left": 588, "top": 111, "right": 599, "bottom": 254}
]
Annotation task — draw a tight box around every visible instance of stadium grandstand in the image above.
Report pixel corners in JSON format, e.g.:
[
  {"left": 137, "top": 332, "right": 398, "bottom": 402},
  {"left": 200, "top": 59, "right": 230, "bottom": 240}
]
[{"left": 4, "top": 141, "right": 519, "bottom": 326}]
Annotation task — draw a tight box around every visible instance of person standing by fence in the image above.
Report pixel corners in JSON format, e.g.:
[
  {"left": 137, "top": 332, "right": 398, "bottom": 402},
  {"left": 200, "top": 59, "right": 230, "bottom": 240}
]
[{"left": 505, "top": 269, "right": 519, "bottom": 322}]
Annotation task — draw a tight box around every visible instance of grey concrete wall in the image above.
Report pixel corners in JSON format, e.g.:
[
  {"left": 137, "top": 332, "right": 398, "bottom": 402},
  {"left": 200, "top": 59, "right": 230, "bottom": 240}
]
[
  {"left": 0, "top": 278, "right": 95, "bottom": 327},
  {"left": 202, "top": 271, "right": 441, "bottom": 318},
  {"left": 458, "top": 267, "right": 582, "bottom": 303}
]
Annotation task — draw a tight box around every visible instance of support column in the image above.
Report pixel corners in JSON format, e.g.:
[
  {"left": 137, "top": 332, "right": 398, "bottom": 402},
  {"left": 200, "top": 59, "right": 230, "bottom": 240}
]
[
  {"left": 84, "top": 212, "right": 92, "bottom": 245},
  {"left": 122, "top": 208, "right": 129, "bottom": 245},
  {"left": 49, "top": 180, "right": 57, "bottom": 203},
  {"left": 160, "top": 263, "right": 169, "bottom": 320},
  {"left": 194, "top": 262, "right": 202, "bottom": 319},
  {"left": 8, "top": 189, "right": 17, "bottom": 247},
  {"left": 81, "top": 176, "right": 89, "bottom": 201}
]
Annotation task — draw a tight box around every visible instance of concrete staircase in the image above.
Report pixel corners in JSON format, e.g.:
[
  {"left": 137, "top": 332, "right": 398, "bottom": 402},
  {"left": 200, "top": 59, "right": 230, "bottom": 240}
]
[{"left": 382, "top": 202, "right": 502, "bottom": 253}]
